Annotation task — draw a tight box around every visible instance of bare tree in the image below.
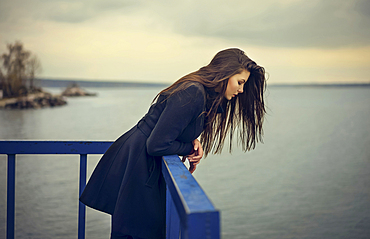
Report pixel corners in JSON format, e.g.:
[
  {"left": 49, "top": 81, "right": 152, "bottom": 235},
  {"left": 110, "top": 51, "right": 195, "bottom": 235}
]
[
  {"left": 26, "top": 55, "right": 42, "bottom": 89},
  {"left": 0, "top": 68, "right": 4, "bottom": 98},
  {"left": 0, "top": 41, "right": 42, "bottom": 97}
]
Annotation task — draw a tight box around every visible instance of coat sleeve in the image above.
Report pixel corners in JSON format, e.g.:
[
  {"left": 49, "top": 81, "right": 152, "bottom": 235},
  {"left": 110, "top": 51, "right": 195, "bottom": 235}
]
[{"left": 146, "top": 84, "right": 205, "bottom": 156}]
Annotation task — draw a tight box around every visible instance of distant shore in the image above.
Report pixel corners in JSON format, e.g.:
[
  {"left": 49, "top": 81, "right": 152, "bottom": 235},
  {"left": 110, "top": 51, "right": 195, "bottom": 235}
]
[
  {"left": 37, "top": 78, "right": 370, "bottom": 88},
  {"left": 268, "top": 83, "right": 370, "bottom": 88},
  {"left": 38, "top": 78, "right": 169, "bottom": 88}
]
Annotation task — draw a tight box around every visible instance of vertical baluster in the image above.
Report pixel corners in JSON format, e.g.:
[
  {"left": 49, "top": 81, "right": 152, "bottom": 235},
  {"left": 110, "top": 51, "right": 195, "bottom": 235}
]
[
  {"left": 7, "top": 154, "right": 16, "bottom": 239},
  {"left": 78, "top": 154, "right": 87, "bottom": 239}
]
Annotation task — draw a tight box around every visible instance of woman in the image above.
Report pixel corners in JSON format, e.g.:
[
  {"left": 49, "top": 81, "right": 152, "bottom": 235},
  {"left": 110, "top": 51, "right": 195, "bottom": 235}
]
[{"left": 80, "top": 48, "right": 266, "bottom": 239}]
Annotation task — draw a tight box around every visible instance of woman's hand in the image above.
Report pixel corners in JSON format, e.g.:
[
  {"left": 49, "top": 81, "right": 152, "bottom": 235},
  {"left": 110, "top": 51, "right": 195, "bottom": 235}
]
[{"left": 182, "top": 139, "right": 204, "bottom": 174}]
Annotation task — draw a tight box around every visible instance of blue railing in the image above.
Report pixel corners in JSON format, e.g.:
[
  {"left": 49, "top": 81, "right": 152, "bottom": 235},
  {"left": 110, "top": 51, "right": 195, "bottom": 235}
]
[{"left": 0, "top": 141, "right": 220, "bottom": 239}]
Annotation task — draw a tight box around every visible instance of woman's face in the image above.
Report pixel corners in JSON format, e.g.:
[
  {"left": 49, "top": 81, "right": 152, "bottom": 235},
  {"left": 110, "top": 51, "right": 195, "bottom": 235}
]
[{"left": 224, "top": 70, "right": 250, "bottom": 100}]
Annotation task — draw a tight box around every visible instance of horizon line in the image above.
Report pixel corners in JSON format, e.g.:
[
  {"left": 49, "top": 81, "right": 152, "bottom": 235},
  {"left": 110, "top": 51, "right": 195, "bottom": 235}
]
[{"left": 37, "top": 77, "right": 370, "bottom": 86}]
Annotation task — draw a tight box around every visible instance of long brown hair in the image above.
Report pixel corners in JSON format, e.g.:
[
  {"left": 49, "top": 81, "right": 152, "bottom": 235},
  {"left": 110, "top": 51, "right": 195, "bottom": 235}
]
[{"left": 154, "top": 48, "right": 266, "bottom": 156}]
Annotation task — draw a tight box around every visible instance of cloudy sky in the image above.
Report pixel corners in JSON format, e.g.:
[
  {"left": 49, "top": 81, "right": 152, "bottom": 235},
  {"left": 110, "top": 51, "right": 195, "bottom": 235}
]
[{"left": 1, "top": 0, "right": 369, "bottom": 84}]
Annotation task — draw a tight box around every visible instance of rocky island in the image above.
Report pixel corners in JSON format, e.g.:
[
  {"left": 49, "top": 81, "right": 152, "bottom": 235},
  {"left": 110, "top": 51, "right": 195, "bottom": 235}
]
[
  {"left": 0, "top": 88, "right": 66, "bottom": 109},
  {"left": 0, "top": 41, "right": 67, "bottom": 110},
  {"left": 62, "top": 83, "right": 97, "bottom": 97},
  {"left": 0, "top": 42, "right": 100, "bottom": 110}
]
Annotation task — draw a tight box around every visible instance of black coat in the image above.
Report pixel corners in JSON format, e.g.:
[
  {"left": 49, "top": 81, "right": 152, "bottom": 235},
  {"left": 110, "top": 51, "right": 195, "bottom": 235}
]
[{"left": 80, "top": 83, "right": 206, "bottom": 239}]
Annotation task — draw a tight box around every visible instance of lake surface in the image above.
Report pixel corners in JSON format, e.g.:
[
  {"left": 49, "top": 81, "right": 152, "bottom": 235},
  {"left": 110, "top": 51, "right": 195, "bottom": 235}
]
[{"left": 0, "top": 86, "right": 369, "bottom": 239}]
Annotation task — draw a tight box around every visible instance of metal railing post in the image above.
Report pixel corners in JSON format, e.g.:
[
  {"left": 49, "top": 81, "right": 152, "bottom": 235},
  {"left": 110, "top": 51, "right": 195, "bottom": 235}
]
[
  {"left": 78, "top": 154, "right": 87, "bottom": 239},
  {"left": 7, "top": 154, "right": 16, "bottom": 239}
]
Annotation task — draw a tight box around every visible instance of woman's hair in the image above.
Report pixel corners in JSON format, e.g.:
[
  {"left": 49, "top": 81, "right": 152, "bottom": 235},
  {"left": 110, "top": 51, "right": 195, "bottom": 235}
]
[{"left": 154, "top": 48, "right": 266, "bottom": 156}]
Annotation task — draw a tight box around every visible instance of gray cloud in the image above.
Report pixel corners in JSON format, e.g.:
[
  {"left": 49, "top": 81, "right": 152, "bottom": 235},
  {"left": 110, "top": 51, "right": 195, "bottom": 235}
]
[
  {"left": 1, "top": 0, "right": 369, "bottom": 48},
  {"left": 0, "top": 0, "right": 140, "bottom": 23},
  {"left": 146, "top": 0, "right": 370, "bottom": 48},
  {"left": 45, "top": 0, "right": 139, "bottom": 23}
]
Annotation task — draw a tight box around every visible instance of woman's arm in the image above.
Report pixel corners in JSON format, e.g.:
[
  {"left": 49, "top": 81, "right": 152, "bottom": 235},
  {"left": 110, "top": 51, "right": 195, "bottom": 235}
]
[{"left": 146, "top": 84, "right": 205, "bottom": 156}]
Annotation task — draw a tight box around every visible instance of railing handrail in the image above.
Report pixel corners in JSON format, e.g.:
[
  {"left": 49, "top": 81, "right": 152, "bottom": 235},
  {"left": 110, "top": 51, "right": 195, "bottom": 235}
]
[
  {"left": 0, "top": 140, "right": 220, "bottom": 239},
  {"left": 162, "top": 155, "right": 220, "bottom": 238},
  {"left": 0, "top": 140, "right": 114, "bottom": 154}
]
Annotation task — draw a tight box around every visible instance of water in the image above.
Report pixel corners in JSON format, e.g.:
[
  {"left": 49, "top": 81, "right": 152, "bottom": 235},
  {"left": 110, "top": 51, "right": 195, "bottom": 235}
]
[{"left": 0, "top": 86, "right": 369, "bottom": 239}]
